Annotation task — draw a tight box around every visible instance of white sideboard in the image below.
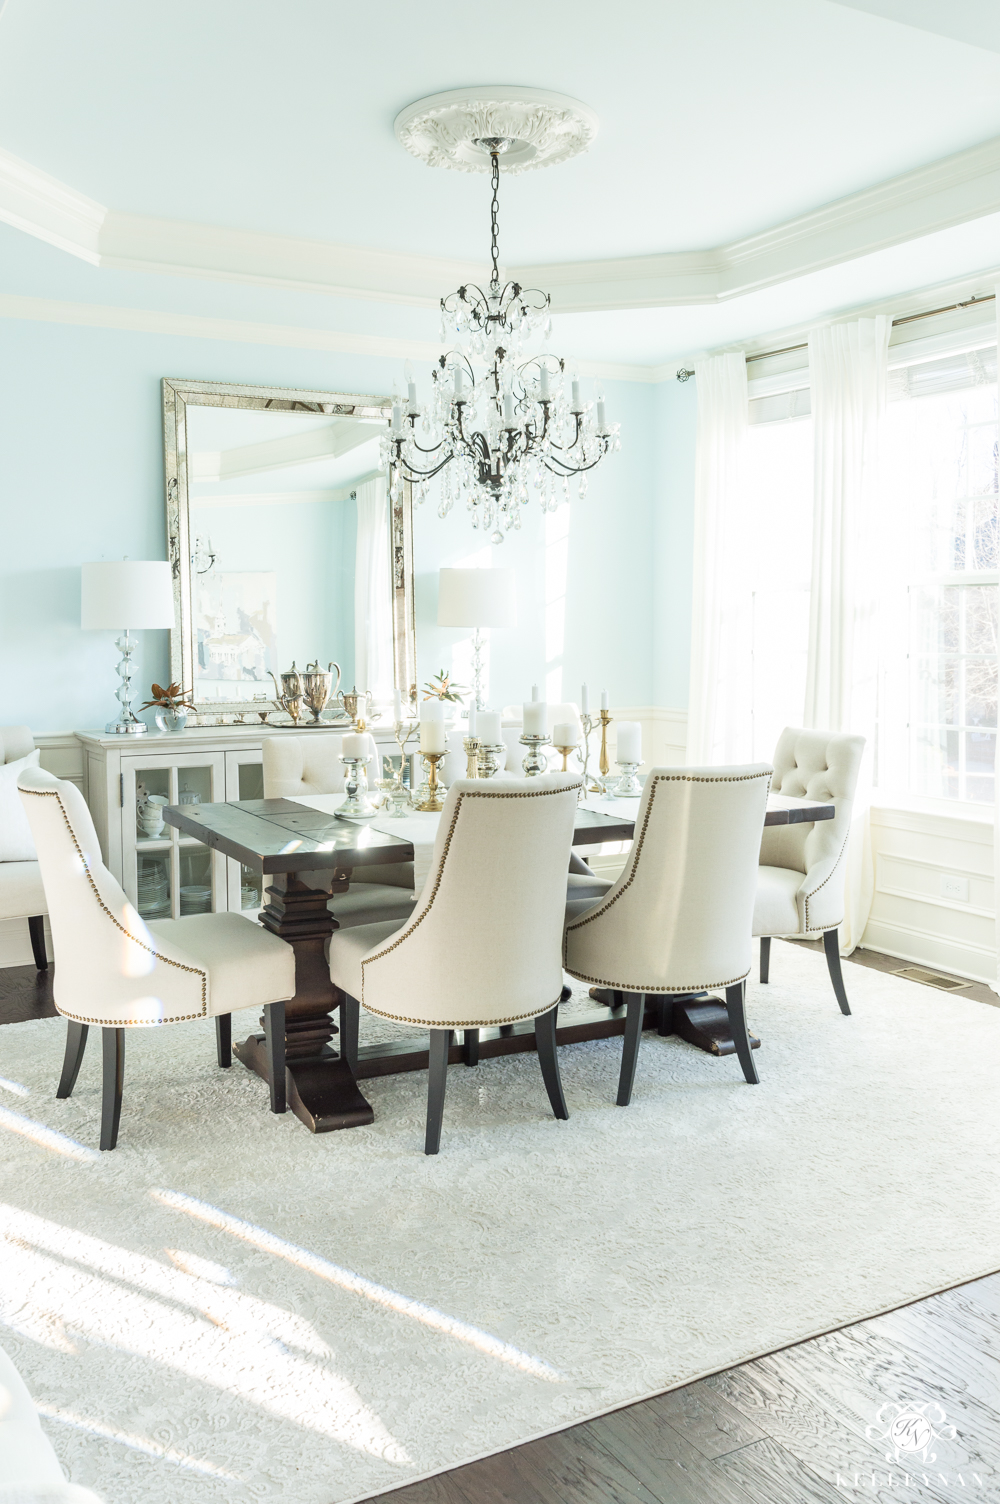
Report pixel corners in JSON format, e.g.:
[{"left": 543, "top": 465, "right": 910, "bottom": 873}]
[{"left": 76, "top": 724, "right": 404, "bottom": 926}]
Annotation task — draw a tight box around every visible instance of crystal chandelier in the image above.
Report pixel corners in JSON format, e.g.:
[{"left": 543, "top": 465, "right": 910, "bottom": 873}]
[{"left": 380, "top": 141, "right": 621, "bottom": 542}]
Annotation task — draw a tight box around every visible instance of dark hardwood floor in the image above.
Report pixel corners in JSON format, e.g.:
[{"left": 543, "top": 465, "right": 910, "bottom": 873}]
[{"left": 3, "top": 946, "right": 998, "bottom": 1504}]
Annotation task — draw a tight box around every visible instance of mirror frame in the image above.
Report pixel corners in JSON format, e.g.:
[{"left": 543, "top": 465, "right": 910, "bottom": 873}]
[{"left": 161, "top": 377, "right": 416, "bottom": 722}]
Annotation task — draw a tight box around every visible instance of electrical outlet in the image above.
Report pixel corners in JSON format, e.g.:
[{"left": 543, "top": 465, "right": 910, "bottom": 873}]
[{"left": 940, "top": 874, "right": 969, "bottom": 903}]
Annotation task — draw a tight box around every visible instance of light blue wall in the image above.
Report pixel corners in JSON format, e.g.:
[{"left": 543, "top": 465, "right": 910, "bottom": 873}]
[
  {"left": 653, "top": 375, "right": 698, "bottom": 710},
  {"left": 0, "top": 299, "right": 670, "bottom": 731},
  {"left": 415, "top": 378, "right": 656, "bottom": 711}
]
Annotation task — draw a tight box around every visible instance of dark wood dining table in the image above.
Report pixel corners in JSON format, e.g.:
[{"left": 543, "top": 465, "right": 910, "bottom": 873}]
[{"left": 164, "top": 793, "right": 834, "bottom": 1135}]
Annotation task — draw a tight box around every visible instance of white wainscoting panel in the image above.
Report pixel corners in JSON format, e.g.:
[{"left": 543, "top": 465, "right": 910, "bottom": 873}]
[{"left": 864, "top": 804, "right": 996, "bottom": 986}]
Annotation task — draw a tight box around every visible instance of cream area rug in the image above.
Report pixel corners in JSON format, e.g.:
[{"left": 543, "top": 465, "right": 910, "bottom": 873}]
[{"left": 1, "top": 943, "right": 999, "bottom": 1504}]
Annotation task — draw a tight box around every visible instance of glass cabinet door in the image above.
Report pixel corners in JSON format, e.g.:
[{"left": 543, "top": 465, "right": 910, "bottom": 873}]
[
  {"left": 224, "top": 748, "right": 265, "bottom": 915},
  {"left": 121, "top": 752, "right": 227, "bottom": 921}
]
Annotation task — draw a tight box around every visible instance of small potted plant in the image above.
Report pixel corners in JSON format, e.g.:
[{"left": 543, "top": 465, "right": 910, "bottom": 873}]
[
  {"left": 422, "top": 670, "right": 467, "bottom": 706},
  {"left": 141, "top": 682, "right": 196, "bottom": 732}
]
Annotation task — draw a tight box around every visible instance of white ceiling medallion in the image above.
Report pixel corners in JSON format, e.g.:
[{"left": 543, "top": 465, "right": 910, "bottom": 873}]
[{"left": 393, "top": 87, "right": 599, "bottom": 175}]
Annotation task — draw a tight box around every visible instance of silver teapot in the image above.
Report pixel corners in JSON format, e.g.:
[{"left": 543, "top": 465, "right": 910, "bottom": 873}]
[
  {"left": 301, "top": 660, "right": 342, "bottom": 724},
  {"left": 268, "top": 662, "right": 304, "bottom": 724},
  {"left": 336, "top": 685, "right": 375, "bottom": 727}
]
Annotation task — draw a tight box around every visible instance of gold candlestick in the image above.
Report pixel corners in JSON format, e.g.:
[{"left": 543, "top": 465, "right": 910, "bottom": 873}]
[
  {"left": 593, "top": 708, "right": 613, "bottom": 793},
  {"left": 417, "top": 751, "right": 446, "bottom": 812},
  {"left": 554, "top": 743, "right": 576, "bottom": 773}
]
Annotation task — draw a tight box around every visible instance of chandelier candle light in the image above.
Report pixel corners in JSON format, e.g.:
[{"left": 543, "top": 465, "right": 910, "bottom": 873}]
[{"left": 382, "top": 123, "right": 620, "bottom": 542}]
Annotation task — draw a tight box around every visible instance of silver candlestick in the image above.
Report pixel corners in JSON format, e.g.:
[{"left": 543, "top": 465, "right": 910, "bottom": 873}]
[
  {"left": 463, "top": 737, "right": 482, "bottom": 778},
  {"left": 612, "top": 760, "right": 643, "bottom": 798},
  {"left": 476, "top": 741, "right": 505, "bottom": 778},
  {"left": 338, "top": 755, "right": 377, "bottom": 818},
  {"left": 519, "top": 732, "right": 551, "bottom": 777}
]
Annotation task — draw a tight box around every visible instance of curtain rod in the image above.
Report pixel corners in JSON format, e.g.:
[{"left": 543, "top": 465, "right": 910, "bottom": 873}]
[{"left": 674, "top": 293, "right": 997, "bottom": 382}]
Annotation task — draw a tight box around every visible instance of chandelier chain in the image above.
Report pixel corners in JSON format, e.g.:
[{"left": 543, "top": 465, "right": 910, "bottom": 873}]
[{"left": 490, "top": 151, "right": 500, "bottom": 288}]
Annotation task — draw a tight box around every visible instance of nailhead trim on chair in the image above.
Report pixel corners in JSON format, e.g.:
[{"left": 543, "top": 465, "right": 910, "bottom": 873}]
[
  {"left": 563, "top": 770, "right": 772, "bottom": 989},
  {"left": 359, "top": 782, "right": 583, "bottom": 1024},
  {"left": 802, "top": 829, "right": 851, "bottom": 932},
  {"left": 21, "top": 788, "right": 208, "bottom": 1024}
]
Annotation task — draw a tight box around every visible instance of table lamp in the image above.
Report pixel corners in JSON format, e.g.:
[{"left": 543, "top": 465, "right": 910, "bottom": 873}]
[
  {"left": 437, "top": 567, "right": 516, "bottom": 710},
  {"left": 81, "top": 560, "right": 175, "bottom": 734}
]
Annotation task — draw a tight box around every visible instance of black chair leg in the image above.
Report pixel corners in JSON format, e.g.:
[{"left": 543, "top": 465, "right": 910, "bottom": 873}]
[
  {"left": 498, "top": 1024, "right": 514, "bottom": 1038},
  {"left": 534, "top": 1005, "right": 569, "bottom": 1120},
  {"left": 27, "top": 915, "right": 48, "bottom": 972},
  {"left": 263, "top": 1000, "right": 286, "bottom": 1113},
  {"left": 657, "top": 998, "right": 674, "bottom": 1036},
  {"left": 100, "top": 1027, "right": 124, "bottom": 1151},
  {"left": 617, "top": 992, "right": 645, "bottom": 1106},
  {"left": 725, "top": 983, "right": 759, "bottom": 1084},
  {"left": 56, "top": 1020, "right": 88, "bottom": 1099},
  {"left": 340, "top": 993, "right": 359, "bottom": 1073},
  {"left": 760, "top": 935, "right": 770, "bottom": 984},
  {"left": 463, "top": 1028, "right": 480, "bottom": 1067},
  {"left": 215, "top": 1013, "right": 231, "bottom": 1068},
  {"left": 425, "top": 1029, "right": 452, "bottom": 1155},
  {"left": 823, "top": 928, "right": 852, "bottom": 1016}
]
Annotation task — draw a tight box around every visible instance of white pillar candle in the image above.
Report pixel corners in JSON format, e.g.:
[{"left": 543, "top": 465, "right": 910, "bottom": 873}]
[
  {"left": 531, "top": 683, "right": 539, "bottom": 701},
  {"left": 420, "top": 699, "right": 444, "bottom": 721},
  {"left": 420, "top": 719, "right": 447, "bottom": 754},
  {"left": 617, "top": 721, "right": 641, "bottom": 762},
  {"left": 580, "top": 682, "right": 589, "bottom": 714},
  {"left": 343, "top": 731, "right": 367, "bottom": 758},
  {"left": 523, "top": 700, "right": 547, "bottom": 736},
  {"left": 467, "top": 703, "right": 477, "bottom": 737},
  {"left": 393, "top": 688, "right": 403, "bottom": 722},
  {"left": 552, "top": 722, "right": 579, "bottom": 748},
  {"left": 601, "top": 688, "right": 609, "bottom": 711},
  {"left": 478, "top": 710, "right": 501, "bottom": 744}
]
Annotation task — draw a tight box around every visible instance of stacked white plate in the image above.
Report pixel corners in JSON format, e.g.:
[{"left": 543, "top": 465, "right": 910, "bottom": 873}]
[
  {"left": 137, "top": 860, "right": 170, "bottom": 917},
  {"left": 179, "top": 884, "right": 212, "bottom": 915}
]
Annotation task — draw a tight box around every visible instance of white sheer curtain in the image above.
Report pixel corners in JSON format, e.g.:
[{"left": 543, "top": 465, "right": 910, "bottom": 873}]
[
  {"left": 805, "top": 316, "right": 890, "bottom": 953},
  {"left": 686, "top": 352, "right": 753, "bottom": 764},
  {"left": 994, "top": 285, "right": 1000, "bottom": 995},
  {"left": 353, "top": 476, "right": 393, "bottom": 704}
]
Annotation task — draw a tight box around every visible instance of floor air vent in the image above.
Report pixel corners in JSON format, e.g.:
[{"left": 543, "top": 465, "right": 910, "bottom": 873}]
[{"left": 891, "top": 965, "right": 972, "bottom": 992}]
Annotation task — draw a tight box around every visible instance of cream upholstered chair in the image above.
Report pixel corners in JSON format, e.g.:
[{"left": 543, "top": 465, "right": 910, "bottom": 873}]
[
  {"left": 329, "top": 772, "right": 581, "bottom": 1154},
  {"left": 755, "top": 726, "right": 866, "bottom": 1015},
  {"left": 0, "top": 725, "right": 49, "bottom": 971},
  {"left": 261, "top": 733, "right": 416, "bottom": 928},
  {"left": 564, "top": 764, "right": 772, "bottom": 1103},
  {"left": 19, "top": 767, "right": 296, "bottom": 1149}
]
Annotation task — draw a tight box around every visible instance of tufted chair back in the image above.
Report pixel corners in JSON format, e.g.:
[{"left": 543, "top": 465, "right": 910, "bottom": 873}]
[
  {"left": 262, "top": 733, "right": 348, "bottom": 797},
  {"left": 357, "top": 773, "right": 581, "bottom": 1026},
  {"left": 0, "top": 726, "right": 34, "bottom": 764},
  {"left": 18, "top": 766, "right": 209, "bottom": 1025},
  {"left": 565, "top": 764, "right": 772, "bottom": 993},
  {"left": 759, "top": 727, "right": 865, "bottom": 880}
]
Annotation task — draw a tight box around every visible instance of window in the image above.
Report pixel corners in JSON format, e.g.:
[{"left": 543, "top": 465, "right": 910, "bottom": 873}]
[
  {"left": 879, "top": 349, "right": 998, "bottom": 806},
  {"left": 744, "top": 337, "right": 998, "bottom": 809}
]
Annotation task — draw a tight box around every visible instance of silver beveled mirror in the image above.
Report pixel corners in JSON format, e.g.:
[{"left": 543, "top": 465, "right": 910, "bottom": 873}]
[{"left": 162, "top": 378, "right": 415, "bottom": 722}]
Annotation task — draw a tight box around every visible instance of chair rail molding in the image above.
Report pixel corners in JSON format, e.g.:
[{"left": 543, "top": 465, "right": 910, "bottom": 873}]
[{"left": 5, "top": 136, "right": 1000, "bottom": 312}]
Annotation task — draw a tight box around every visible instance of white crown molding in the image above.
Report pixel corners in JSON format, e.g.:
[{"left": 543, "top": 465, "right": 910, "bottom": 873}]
[
  {"left": 0, "top": 146, "right": 104, "bottom": 262},
  {"left": 3, "top": 135, "right": 1000, "bottom": 315},
  {"left": 0, "top": 294, "right": 656, "bottom": 382}
]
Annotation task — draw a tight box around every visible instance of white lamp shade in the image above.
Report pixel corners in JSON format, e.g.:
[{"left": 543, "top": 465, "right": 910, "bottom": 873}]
[
  {"left": 81, "top": 561, "right": 175, "bottom": 631},
  {"left": 437, "top": 567, "right": 516, "bottom": 629}
]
